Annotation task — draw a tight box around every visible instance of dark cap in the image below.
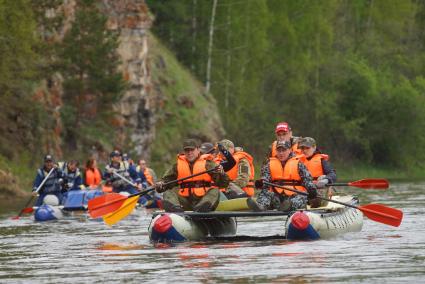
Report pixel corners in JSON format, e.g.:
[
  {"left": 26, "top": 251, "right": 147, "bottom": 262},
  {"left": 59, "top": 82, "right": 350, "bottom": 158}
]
[
  {"left": 200, "top": 142, "right": 215, "bottom": 154},
  {"left": 44, "top": 154, "right": 54, "bottom": 162},
  {"left": 299, "top": 137, "right": 316, "bottom": 148},
  {"left": 275, "top": 140, "right": 291, "bottom": 150},
  {"left": 110, "top": 150, "right": 121, "bottom": 158},
  {"left": 183, "top": 139, "right": 199, "bottom": 150}
]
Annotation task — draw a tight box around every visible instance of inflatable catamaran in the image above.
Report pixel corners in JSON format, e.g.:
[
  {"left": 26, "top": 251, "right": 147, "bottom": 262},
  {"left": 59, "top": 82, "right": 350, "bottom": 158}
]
[{"left": 148, "top": 195, "right": 364, "bottom": 242}]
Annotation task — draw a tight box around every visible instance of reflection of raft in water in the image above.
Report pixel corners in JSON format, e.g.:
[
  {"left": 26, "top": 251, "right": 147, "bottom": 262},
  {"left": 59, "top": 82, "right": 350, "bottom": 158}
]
[{"left": 148, "top": 195, "right": 363, "bottom": 243}]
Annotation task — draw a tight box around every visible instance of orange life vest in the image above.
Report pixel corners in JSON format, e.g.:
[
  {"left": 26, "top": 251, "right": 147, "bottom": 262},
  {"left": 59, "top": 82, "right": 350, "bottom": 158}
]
[
  {"left": 144, "top": 168, "right": 154, "bottom": 186},
  {"left": 136, "top": 165, "right": 154, "bottom": 186},
  {"left": 177, "top": 154, "right": 215, "bottom": 197},
  {"left": 85, "top": 168, "right": 102, "bottom": 188},
  {"left": 226, "top": 151, "right": 255, "bottom": 196},
  {"left": 269, "top": 156, "right": 306, "bottom": 196},
  {"left": 302, "top": 153, "right": 329, "bottom": 179},
  {"left": 270, "top": 140, "right": 301, "bottom": 157},
  {"left": 200, "top": 153, "right": 215, "bottom": 161}
]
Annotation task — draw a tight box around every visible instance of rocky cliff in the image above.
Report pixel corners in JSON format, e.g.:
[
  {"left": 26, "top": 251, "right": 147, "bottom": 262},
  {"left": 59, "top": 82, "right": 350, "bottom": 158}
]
[{"left": 0, "top": 0, "right": 224, "bottom": 197}]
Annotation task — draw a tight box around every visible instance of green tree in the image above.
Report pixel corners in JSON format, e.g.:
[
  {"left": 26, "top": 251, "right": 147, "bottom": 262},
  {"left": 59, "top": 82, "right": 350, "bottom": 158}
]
[
  {"left": 0, "top": 0, "right": 38, "bottom": 93},
  {"left": 59, "top": 0, "right": 125, "bottom": 147}
]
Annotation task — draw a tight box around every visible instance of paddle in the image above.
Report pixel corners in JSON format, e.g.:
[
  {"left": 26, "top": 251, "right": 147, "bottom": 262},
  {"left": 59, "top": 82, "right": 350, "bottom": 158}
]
[
  {"left": 255, "top": 180, "right": 403, "bottom": 227},
  {"left": 111, "top": 170, "right": 139, "bottom": 188},
  {"left": 88, "top": 166, "right": 219, "bottom": 219},
  {"left": 273, "top": 178, "right": 389, "bottom": 190},
  {"left": 329, "top": 178, "right": 389, "bottom": 189},
  {"left": 12, "top": 167, "right": 55, "bottom": 219}
]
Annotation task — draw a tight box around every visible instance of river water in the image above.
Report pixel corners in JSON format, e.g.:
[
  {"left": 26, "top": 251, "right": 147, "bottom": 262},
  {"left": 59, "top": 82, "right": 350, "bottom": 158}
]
[{"left": 0, "top": 182, "right": 424, "bottom": 283}]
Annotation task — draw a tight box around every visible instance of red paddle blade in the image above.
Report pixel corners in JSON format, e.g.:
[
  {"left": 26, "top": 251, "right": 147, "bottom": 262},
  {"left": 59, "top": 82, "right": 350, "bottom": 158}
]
[
  {"left": 11, "top": 208, "right": 34, "bottom": 219},
  {"left": 349, "top": 179, "right": 389, "bottom": 189},
  {"left": 359, "top": 204, "right": 403, "bottom": 227},
  {"left": 88, "top": 193, "right": 128, "bottom": 218},
  {"left": 21, "top": 207, "right": 34, "bottom": 214}
]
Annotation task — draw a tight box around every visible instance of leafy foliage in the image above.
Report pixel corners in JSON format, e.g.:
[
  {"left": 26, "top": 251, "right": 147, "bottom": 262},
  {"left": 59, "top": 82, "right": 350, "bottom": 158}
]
[
  {"left": 59, "top": 0, "right": 125, "bottom": 149},
  {"left": 148, "top": 0, "right": 425, "bottom": 170}
]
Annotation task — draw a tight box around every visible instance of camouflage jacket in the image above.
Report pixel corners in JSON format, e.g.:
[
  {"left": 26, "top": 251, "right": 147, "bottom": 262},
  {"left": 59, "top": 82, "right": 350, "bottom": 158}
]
[{"left": 230, "top": 157, "right": 251, "bottom": 188}]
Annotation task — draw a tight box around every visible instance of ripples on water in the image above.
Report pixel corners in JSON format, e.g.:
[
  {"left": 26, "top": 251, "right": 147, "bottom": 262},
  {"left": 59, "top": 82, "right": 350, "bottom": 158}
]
[{"left": 0, "top": 183, "right": 424, "bottom": 283}]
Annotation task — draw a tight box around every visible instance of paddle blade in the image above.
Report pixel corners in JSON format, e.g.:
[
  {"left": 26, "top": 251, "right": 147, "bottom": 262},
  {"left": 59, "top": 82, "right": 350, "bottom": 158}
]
[
  {"left": 103, "top": 196, "right": 139, "bottom": 226},
  {"left": 88, "top": 193, "right": 127, "bottom": 218},
  {"left": 22, "top": 207, "right": 34, "bottom": 214},
  {"left": 11, "top": 207, "right": 35, "bottom": 219},
  {"left": 349, "top": 179, "right": 389, "bottom": 189},
  {"left": 359, "top": 204, "right": 403, "bottom": 227}
]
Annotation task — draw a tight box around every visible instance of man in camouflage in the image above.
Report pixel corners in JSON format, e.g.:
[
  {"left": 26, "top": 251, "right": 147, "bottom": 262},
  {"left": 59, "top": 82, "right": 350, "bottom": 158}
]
[
  {"left": 248, "top": 140, "right": 320, "bottom": 212},
  {"left": 219, "top": 139, "right": 254, "bottom": 199},
  {"left": 154, "top": 139, "right": 230, "bottom": 212}
]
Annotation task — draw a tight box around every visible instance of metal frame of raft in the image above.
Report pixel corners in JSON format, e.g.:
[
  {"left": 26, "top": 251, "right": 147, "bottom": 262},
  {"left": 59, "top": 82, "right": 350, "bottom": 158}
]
[{"left": 153, "top": 211, "right": 291, "bottom": 218}]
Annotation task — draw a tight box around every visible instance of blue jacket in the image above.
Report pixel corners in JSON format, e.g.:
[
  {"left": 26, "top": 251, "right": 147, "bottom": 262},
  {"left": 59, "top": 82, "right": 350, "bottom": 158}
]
[
  {"left": 32, "top": 167, "right": 63, "bottom": 194},
  {"left": 61, "top": 163, "right": 84, "bottom": 191}
]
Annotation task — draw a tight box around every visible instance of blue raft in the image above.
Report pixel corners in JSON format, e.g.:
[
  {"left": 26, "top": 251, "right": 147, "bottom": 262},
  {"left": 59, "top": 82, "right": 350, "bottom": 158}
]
[{"left": 34, "top": 189, "right": 104, "bottom": 222}]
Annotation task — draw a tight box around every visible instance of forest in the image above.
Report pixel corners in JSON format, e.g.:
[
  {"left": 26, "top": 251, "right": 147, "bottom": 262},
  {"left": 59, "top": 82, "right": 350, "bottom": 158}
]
[
  {"left": 147, "top": 0, "right": 425, "bottom": 172},
  {"left": 1, "top": 0, "right": 425, "bottom": 190}
]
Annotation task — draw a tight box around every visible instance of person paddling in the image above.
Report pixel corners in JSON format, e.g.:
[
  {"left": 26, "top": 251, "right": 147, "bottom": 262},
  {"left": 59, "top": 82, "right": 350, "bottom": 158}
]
[
  {"left": 248, "top": 141, "right": 320, "bottom": 212},
  {"left": 32, "top": 155, "right": 64, "bottom": 206},
  {"left": 154, "top": 139, "right": 229, "bottom": 212},
  {"left": 104, "top": 150, "right": 140, "bottom": 194},
  {"left": 218, "top": 139, "right": 255, "bottom": 199}
]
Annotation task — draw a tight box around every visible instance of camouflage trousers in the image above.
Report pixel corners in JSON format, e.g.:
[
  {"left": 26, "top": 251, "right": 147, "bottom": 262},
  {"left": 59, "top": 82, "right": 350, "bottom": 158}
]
[
  {"left": 256, "top": 189, "right": 308, "bottom": 212},
  {"left": 163, "top": 187, "right": 220, "bottom": 212}
]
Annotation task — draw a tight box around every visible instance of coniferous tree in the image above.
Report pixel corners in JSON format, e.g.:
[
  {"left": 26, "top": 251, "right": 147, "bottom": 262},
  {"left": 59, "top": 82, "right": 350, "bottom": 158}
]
[{"left": 59, "top": 0, "right": 125, "bottom": 146}]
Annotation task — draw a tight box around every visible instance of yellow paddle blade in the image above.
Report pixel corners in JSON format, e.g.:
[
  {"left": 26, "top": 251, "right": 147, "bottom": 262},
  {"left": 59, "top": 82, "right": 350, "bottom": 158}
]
[
  {"left": 103, "top": 196, "right": 139, "bottom": 226},
  {"left": 215, "top": 197, "right": 250, "bottom": 211}
]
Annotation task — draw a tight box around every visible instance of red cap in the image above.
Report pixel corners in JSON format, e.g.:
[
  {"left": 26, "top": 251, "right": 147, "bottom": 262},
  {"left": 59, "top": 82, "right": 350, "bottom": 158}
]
[{"left": 275, "top": 122, "right": 291, "bottom": 134}]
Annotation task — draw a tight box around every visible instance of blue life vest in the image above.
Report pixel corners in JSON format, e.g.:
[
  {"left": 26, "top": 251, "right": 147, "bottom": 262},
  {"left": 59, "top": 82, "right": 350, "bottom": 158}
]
[
  {"left": 37, "top": 168, "right": 62, "bottom": 194},
  {"left": 62, "top": 163, "right": 82, "bottom": 191},
  {"left": 105, "top": 161, "right": 131, "bottom": 183}
]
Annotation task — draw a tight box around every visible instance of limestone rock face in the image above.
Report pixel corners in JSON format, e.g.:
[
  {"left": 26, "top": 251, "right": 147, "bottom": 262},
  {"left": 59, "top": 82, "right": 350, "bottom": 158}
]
[
  {"left": 33, "top": 0, "right": 223, "bottom": 163},
  {"left": 101, "top": 0, "right": 154, "bottom": 157}
]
